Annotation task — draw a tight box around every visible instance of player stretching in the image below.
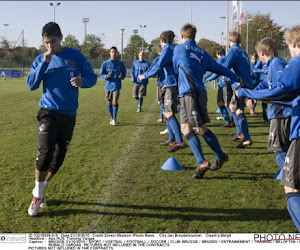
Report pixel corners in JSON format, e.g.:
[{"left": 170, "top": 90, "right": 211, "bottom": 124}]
[
  {"left": 26, "top": 22, "right": 97, "bottom": 216},
  {"left": 223, "top": 32, "right": 255, "bottom": 148},
  {"left": 203, "top": 47, "right": 234, "bottom": 127},
  {"left": 239, "top": 38, "right": 291, "bottom": 179},
  {"left": 139, "top": 30, "right": 186, "bottom": 153},
  {"left": 173, "top": 23, "right": 239, "bottom": 178},
  {"left": 237, "top": 26, "right": 300, "bottom": 232}
]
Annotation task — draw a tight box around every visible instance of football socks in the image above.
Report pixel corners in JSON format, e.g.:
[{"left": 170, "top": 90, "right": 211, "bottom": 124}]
[
  {"left": 113, "top": 104, "right": 119, "bottom": 120},
  {"left": 186, "top": 131, "right": 205, "bottom": 165},
  {"left": 286, "top": 192, "right": 300, "bottom": 232},
  {"left": 237, "top": 113, "right": 250, "bottom": 141},
  {"left": 202, "top": 129, "right": 225, "bottom": 161},
  {"left": 166, "top": 119, "right": 175, "bottom": 143},
  {"left": 107, "top": 105, "right": 113, "bottom": 119},
  {"left": 220, "top": 105, "right": 231, "bottom": 124},
  {"left": 167, "top": 116, "right": 183, "bottom": 143}
]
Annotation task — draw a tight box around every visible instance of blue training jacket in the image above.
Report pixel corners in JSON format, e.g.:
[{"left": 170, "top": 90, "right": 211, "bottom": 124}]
[
  {"left": 131, "top": 60, "right": 150, "bottom": 84},
  {"left": 26, "top": 47, "right": 97, "bottom": 116},
  {"left": 240, "top": 57, "right": 291, "bottom": 120},
  {"left": 203, "top": 55, "right": 227, "bottom": 87},
  {"left": 172, "top": 40, "right": 239, "bottom": 97},
  {"left": 223, "top": 44, "right": 253, "bottom": 89},
  {"left": 144, "top": 43, "right": 177, "bottom": 87},
  {"left": 148, "top": 56, "right": 163, "bottom": 87},
  {"left": 99, "top": 59, "right": 126, "bottom": 91},
  {"left": 237, "top": 54, "right": 300, "bottom": 140},
  {"left": 254, "top": 59, "right": 268, "bottom": 82},
  {"left": 250, "top": 61, "right": 260, "bottom": 87}
]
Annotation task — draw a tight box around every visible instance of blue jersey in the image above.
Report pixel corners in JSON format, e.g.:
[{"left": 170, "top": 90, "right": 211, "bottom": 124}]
[
  {"left": 149, "top": 56, "right": 163, "bottom": 87},
  {"left": 144, "top": 43, "right": 177, "bottom": 87},
  {"left": 26, "top": 47, "right": 97, "bottom": 116},
  {"left": 246, "top": 57, "right": 291, "bottom": 119},
  {"left": 223, "top": 44, "right": 253, "bottom": 89},
  {"left": 203, "top": 55, "right": 227, "bottom": 87},
  {"left": 99, "top": 59, "right": 126, "bottom": 91},
  {"left": 250, "top": 61, "right": 260, "bottom": 87},
  {"left": 172, "top": 40, "right": 239, "bottom": 97},
  {"left": 238, "top": 54, "right": 300, "bottom": 140},
  {"left": 254, "top": 59, "right": 268, "bottom": 82},
  {"left": 131, "top": 59, "right": 150, "bottom": 84}
]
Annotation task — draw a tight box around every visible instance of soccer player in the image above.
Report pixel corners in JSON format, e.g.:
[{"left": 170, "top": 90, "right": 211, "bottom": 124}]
[
  {"left": 203, "top": 47, "right": 234, "bottom": 127},
  {"left": 151, "top": 45, "right": 169, "bottom": 134},
  {"left": 237, "top": 25, "right": 300, "bottom": 231},
  {"left": 138, "top": 30, "right": 186, "bottom": 153},
  {"left": 99, "top": 47, "right": 126, "bottom": 125},
  {"left": 222, "top": 32, "right": 254, "bottom": 148},
  {"left": 153, "top": 45, "right": 165, "bottom": 124},
  {"left": 172, "top": 23, "right": 240, "bottom": 178},
  {"left": 247, "top": 52, "right": 260, "bottom": 116},
  {"left": 26, "top": 22, "right": 97, "bottom": 216},
  {"left": 240, "top": 38, "right": 291, "bottom": 180},
  {"left": 131, "top": 51, "right": 150, "bottom": 112},
  {"left": 253, "top": 59, "right": 269, "bottom": 121}
]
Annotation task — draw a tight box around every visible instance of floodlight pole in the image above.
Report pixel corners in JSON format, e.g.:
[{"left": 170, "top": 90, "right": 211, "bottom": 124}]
[
  {"left": 120, "top": 29, "right": 125, "bottom": 61},
  {"left": 83, "top": 18, "right": 89, "bottom": 41},
  {"left": 3, "top": 24, "right": 9, "bottom": 40},
  {"left": 246, "top": 18, "right": 253, "bottom": 53},
  {"left": 226, "top": 1, "right": 229, "bottom": 53},
  {"left": 220, "top": 16, "right": 225, "bottom": 46},
  {"left": 190, "top": 0, "right": 193, "bottom": 24},
  {"left": 140, "top": 25, "right": 146, "bottom": 51},
  {"left": 50, "top": 2, "right": 60, "bottom": 22}
]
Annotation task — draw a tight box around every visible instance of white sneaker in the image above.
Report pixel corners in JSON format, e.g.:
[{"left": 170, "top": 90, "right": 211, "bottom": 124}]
[
  {"left": 216, "top": 116, "right": 225, "bottom": 120},
  {"left": 40, "top": 197, "right": 47, "bottom": 208},
  {"left": 28, "top": 197, "right": 43, "bottom": 216},
  {"left": 137, "top": 108, "right": 141, "bottom": 112},
  {"left": 160, "top": 128, "right": 168, "bottom": 135},
  {"left": 32, "top": 189, "right": 47, "bottom": 208},
  {"left": 112, "top": 119, "right": 117, "bottom": 126},
  {"left": 110, "top": 119, "right": 113, "bottom": 125}
]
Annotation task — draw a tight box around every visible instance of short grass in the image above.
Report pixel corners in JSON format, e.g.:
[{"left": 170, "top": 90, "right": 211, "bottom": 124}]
[{"left": 0, "top": 77, "right": 296, "bottom": 233}]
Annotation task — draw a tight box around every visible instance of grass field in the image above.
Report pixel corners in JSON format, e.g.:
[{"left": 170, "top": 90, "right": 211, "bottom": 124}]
[{"left": 0, "top": 77, "right": 296, "bottom": 233}]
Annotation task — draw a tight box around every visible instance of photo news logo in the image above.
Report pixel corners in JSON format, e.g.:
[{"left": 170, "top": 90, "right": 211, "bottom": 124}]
[
  {"left": 0, "top": 234, "right": 26, "bottom": 243},
  {"left": 254, "top": 234, "right": 300, "bottom": 243}
]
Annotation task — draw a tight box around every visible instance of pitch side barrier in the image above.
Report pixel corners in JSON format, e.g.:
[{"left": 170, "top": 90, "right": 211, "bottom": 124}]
[{"left": 0, "top": 69, "right": 23, "bottom": 78}]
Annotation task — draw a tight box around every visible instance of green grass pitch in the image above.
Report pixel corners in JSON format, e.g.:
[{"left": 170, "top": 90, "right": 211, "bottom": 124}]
[{"left": 0, "top": 77, "right": 296, "bottom": 233}]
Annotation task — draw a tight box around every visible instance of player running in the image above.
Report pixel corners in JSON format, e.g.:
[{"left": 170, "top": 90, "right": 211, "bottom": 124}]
[
  {"left": 26, "top": 22, "right": 97, "bottom": 216},
  {"left": 99, "top": 47, "right": 126, "bottom": 126},
  {"left": 131, "top": 51, "right": 150, "bottom": 112}
]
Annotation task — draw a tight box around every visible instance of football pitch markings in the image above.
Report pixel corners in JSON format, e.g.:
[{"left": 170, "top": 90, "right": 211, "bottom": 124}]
[{"left": 84, "top": 98, "right": 158, "bottom": 231}]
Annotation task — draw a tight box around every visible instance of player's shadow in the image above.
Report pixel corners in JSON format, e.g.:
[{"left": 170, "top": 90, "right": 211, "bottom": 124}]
[
  {"left": 112, "top": 122, "right": 164, "bottom": 127},
  {"left": 181, "top": 166, "right": 274, "bottom": 180},
  {"left": 225, "top": 150, "right": 274, "bottom": 155},
  {"left": 41, "top": 200, "right": 291, "bottom": 224}
]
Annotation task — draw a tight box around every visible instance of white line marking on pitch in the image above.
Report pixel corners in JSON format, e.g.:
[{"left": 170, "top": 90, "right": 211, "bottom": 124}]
[{"left": 85, "top": 99, "right": 158, "bottom": 230}]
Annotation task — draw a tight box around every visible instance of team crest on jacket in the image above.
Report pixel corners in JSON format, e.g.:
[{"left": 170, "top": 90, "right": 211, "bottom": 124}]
[{"left": 66, "top": 60, "right": 74, "bottom": 68}]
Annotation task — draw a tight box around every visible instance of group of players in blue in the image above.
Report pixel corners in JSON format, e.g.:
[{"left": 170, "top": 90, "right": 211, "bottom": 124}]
[{"left": 26, "top": 21, "right": 300, "bottom": 233}]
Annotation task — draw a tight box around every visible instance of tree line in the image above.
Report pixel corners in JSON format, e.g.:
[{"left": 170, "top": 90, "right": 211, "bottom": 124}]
[{"left": 0, "top": 13, "right": 288, "bottom": 69}]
